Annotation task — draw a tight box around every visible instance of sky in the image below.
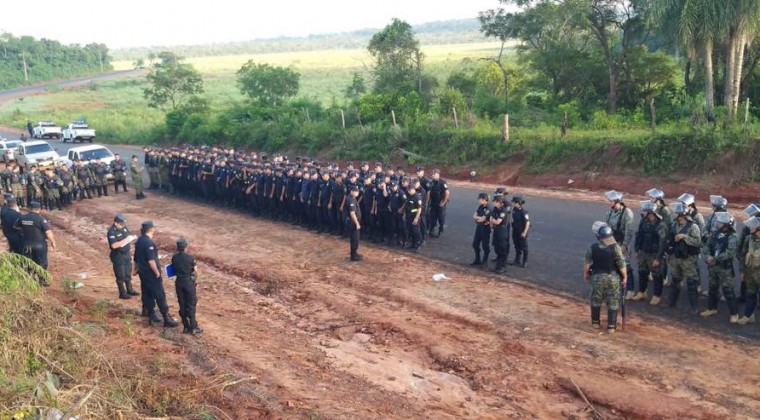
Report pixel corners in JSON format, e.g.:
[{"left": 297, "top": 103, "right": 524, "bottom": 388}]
[{"left": 1, "top": 0, "right": 503, "bottom": 49}]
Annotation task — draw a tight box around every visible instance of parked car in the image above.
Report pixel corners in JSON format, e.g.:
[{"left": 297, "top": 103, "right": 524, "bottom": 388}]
[
  {"left": 15, "top": 141, "right": 62, "bottom": 171},
  {"left": 32, "top": 121, "right": 62, "bottom": 139},
  {"left": 62, "top": 121, "right": 96, "bottom": 143},
  {"left": 63, "top": 144, "right": 115, "bottom": 180},
  {"left": 0, "top": 140, "right": 23, "bottom": 162}
]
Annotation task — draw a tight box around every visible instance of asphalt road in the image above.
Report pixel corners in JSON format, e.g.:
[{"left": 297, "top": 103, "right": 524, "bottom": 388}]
[
  {"left": 0, "top": 70, "right": 145, "bottom": 102},
  {"left": 0, "top": 73, "right": 757, "bottom": 340}
]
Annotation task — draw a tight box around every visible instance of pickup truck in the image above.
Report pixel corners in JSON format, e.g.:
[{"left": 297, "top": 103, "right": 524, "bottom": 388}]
[
  {"left": 32, "top": 121, "right": 62, "bottom": 139},
  {"left": 15, "top": 140, "right": 62, "bottom": 171},
  {"left": 62, "top": 122, "right": 96, "bottom": 143},
  {"left": 0, "top": 140, "right": 22, "bottom": 162},
  {"left": 63, "top": 144, "right": 115, "bottom": 180}
]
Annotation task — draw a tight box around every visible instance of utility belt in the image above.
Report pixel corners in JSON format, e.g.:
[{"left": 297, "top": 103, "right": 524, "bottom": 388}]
[{"left": 177, "top": 274, "right": 196, "bottom": 282}]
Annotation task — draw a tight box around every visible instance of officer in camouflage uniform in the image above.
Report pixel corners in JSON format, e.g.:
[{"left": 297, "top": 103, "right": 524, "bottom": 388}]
[
  {"left": 700, "top": 212, "right": 739, "bottom": 323},
  {"left": 110, "top": 153, "right": 129, "bottom": 193},
  {"left": 130, "top": 155, "right": 146, "bottom": 199},
  {"left": 158, "top": 151, "right": 170, "bottom": 192},
  {"left": 74, "top": 160, "right": 94, "bottom": 200},
  {"left": 632, "top": 201, "right": 668, "bottom": 305},
  {"left": 27, "top": 165, "right": 43, "bottom": 205},
  {"left": 42, "top": 167, "right": 61, "bottom": 211},
  {"left": 738, "top": 204, "right": 760, "bottom": 307},
  {"left": 604, "top": 190, "right": 635, "bottom": 299},
  {"left": 92, "top": 159, "right": 109, "bottom": 197},
  {"left": 9, "top": 165, "right": 24, "bottom": 208},
  {"left": 58, "top": 164, "right": 75, "bottom": 207},
  {"left": 584, "top": 223, "right": 628, "bottom": 333},
  {"left": 738, "top": 216, "right": 760, "bottom": 325},
  {"left": 667, "top": 202, "right": 703, "bottom": 313}
]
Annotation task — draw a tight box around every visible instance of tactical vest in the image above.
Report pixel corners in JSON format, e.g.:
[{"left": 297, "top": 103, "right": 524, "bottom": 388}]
[
  {"left": 745, "top": 236, "right": 760, "bottom": 269},
  {"left": 712, "top": 231, "right": 735, "bottom": 269},
  {"left": 591, "top": 243, "right": 616, "bottom": 274},
  {"left": 638, "top": 219, "right": 661, "bottom": 254},
  {"left": 673, "top": 223, "right": 700, "bottom": 258},
  {"left": 607, "top": 205, "right": 628, "bottom": 243}
]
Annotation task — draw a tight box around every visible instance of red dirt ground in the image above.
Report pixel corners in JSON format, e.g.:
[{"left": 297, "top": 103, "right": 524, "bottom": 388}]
[{"left": 39, "top": 191, "right": 760, "bottom": 418}]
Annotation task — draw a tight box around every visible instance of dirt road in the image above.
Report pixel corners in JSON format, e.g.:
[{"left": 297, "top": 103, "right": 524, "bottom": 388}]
[{"left": 45, "top": 194, "right": 760, "bottom": 418}]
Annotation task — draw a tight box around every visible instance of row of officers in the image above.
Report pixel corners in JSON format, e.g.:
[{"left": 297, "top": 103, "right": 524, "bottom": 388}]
[
  {"left": 0, "top": 155, "right": 132, "bottom": 211},
  {"left": 585, "top": 188, "right": 760, "bottom": 332}
]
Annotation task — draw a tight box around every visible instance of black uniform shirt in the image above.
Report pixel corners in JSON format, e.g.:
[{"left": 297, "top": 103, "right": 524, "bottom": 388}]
[
  {"left": 512, "top": 207, "right": 529, "bottom": 231},
  {"left": 14, "top": 212, "right": 49, "bottom": 243},
  {"left": 476, "top": 204, "right": 491, "bottom": 226},
  {"left": 491, "top": 206, "right": 507, "bottom": 228},
  {"left": 429, "top": 179, "right": 448, "bottom": 206},
  {"left": 1, "top": 206, "right": 22, "bottom": 242},
  {"left": 107, "top": 224, "right": 131, "bottom": 256},
  {"left": 134, "top": 234, "right": 161, "bottom": 274},
  {"left": 171, "top": 251, "right": 196, "bottom": 280},
  {"left": 346, "top": 195, "right": 360, "bottom": 222}
]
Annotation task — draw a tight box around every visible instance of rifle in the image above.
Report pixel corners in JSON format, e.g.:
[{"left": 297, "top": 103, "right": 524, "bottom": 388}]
[{"left": 620, "top": 277, "right": 626, "bottom": 331}]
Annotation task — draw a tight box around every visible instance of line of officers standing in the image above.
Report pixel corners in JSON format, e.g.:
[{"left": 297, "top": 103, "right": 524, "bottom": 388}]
[
  {"left": 470, "top": 189, "right": 531, "bottom": 273},
  {"left": 142, "top": 146, "right": 452, "bottom": 260},
  {"left": 0, "top": 154, "right": 132, "bottom": 211},
  {"left": 585, "top": 188, "right": 760, "bottom": 332}
]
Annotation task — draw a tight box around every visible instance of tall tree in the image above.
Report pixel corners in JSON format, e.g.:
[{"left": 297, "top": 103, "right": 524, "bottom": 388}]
[
  {"left": 722, "top": 0, "right": 760, "bottom": 118},
  {"left": 368, "top": 19, "right": 423, "bottom": 97},
  {"left": 143, "top": 51, "right": 204, "bottom": 111}
]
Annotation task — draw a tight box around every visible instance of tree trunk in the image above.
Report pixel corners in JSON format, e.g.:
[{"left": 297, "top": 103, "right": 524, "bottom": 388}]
[
  {"left": 724, "top": 30, "right": 737, "bottom": 116},
  {"left": 684, "top": 59, "right": 694, "bottom": 95},
  {"left": 731, "top": 34, "right": 747, "bottom": 118},
  {"left": 704, "top": 39, "right": 716, "bottom": 123},
  {"left": 649, "top": 97, "right": 656, "bottom": 131}
]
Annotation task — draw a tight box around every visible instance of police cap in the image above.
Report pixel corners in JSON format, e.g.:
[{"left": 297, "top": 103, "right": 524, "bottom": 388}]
[
  {"left": 478, "top": 192, "right": 489, "bottom": 200},
  {"left": 30, "top": 201, "right": 41, "bottom": 209}
]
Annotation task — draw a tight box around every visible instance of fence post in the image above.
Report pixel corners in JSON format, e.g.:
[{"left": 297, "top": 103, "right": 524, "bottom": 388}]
[
  {"left": 502, "top": 114, "right": 510, "bottom": 143},
  {"left": 561, "top": 111, "right": 568, "bottom": 137},
  {"left": 305, "top": 108, "right": 311, "bottom": 123},
  {"left": 453, "top": 107, "right": 459, "bottom": 129},
  {"left": 391, "top": 110, "right": 397, "bottom": 128},
  {"left": 340, "top": 109, "right": 346, "bottom": 129},
  {"left": 744, "top": 98, "right": 751, "bottom": 131}
]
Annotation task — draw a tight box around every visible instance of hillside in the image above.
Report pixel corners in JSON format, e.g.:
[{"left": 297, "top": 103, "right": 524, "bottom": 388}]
[{"left": 111, "top": 18, "right": 486, "bottom": 61}]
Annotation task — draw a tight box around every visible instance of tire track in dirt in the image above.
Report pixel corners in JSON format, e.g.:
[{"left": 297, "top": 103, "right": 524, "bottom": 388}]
[{"left": 45, "top": 196, "right": 760, "bottom": 418}]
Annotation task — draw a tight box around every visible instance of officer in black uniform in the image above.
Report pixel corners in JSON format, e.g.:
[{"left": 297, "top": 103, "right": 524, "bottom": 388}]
[
  {"left": 490, "top": 196, "right": 509, "bottom": 273},
  {"left": 346, "top": 185, "right": 362, "bottom": 261},
  {"left": 511, "top": 195, "right": 531, "bottom": 268},
  {"left": 14, "top": 201, "right": 56, "bottom": 278},
  {"left": 133, "top": 221, "right": 179, "bottom": 328},
  {"left": 107, "top": 214, "right": 140, "bottom": 300},
  {"left": 471, "top": 192, "right": 491, "bottom": 267},
  {"left": 428, "top": 169, "right": 450, "bottom": 238},
  {"left": 404, "top": 183, "right": 423, "bottom": 252},
  {"left": 1, "top": 196, "right": 23, "bottom": 254},
  {"left": 171, "top": 238, "right": 203, "bottom": 335}
]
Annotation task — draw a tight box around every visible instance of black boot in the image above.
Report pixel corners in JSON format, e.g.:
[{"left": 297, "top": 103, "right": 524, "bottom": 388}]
[
  {"left": 162, "top": 313, "right": 180, "bottom": 328},
  {"left": 607, "top": 310, "right": 618, "bottom": 332},
  {"left": 470, "top": 251, "right": 481, "bottom": 266},
  {"left": 738, "top": 281, "right": 748, "bottom": 304},
  {"left": 686, "top": 278, "right": 699, "bottom": 314},
  {"left": 189, "top": 316, "right": 203, "bottom": 335},
  {"left": 117, "top": 282, "right": 130, "bottom": 300},
  {"left": 481, "top": 251, "right": 490, "bottom": 268},
  {"left": 668, "top": 283, "right": 680, "bottom": 307},
  {"left": 103, "top": 186, "right": 108, "bottom": 197},
  {"left": 181, "top": 316, "right": 191, "bottom": 334},
  {"left": 510, "top": 253, "right": 521, "bottom": 266},
  {"left": 521, "top": 250, "right": 528, "bottom": 268},
  {"left": 148, "top": 312, "right": 162, "bottom": 325},
  {"left": 125, "top": 280, "right": 140, "bottom": 296},
  {"left": 591, "top": 306, "right": 601, "bottom": 329}
]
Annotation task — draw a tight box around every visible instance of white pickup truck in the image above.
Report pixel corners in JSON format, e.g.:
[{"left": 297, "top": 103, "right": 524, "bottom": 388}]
[
  {"left": 62, "top": 122, "right": 96, "bottom": 143},
  {"left": 32, "top": 121, "right": 62, "bottom": 139},
  {"left": 63, "top": 145, "right": 115, "bottom": 180},
  {"left": 15, "top": 140, "right": 63, "bottom": 171}
]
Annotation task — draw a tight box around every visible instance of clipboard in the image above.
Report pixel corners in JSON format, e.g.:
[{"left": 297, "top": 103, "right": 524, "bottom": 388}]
[{"left": 166, "top": 264, "right": 175, "bottom": 278}]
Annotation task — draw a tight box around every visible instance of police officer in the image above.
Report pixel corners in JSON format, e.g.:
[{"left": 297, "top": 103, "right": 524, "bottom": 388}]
[
  {"left": 14, "top": 201, "right": 56, "bottom": 278},
  {"left": 738, "top": 216, "right": 760, "bottom": 325},
  {"left": 583, "top": 223, "right": 627, "bottom": 333},
  {"left": 133, "top": 221, "right": 179, "bottom": 327},
  {"left": 471, "top": 192, "right": 491, "bottom": 267},
  {"left": 171, "top": 238, "right": 203, "bottom": 335},
  {"left": 1, "top": 196, "right": 23, "bottom": 254},
  {"left": 111, "top": 153, "right": 129, "bottom": 193},
  {"left": 427, "top": 169, "right": 450, "bottom": 238},
  {"left": 92, "top": 159, "right": 109, "bottom": 197},
  {"left": 667, "top": 202, "right": 703, "bottom": 313},
  {"left": 604, "top": 190, "right": 635, "bottom": 299},
  {"left": 700, "top": 212, "right": 739, "bottom": 323},
  {"left": 510, "top": 195, "right": 530, "bottom": 268},
  {"left": 107, "top": 214, "right": 140, "bottom": 300},
  {"left": 738, "top": 203, "right": 760, "bottom": 305},
  {"left": 632, "top": 201, "right": 667, "bottom": 304},
  {"left": 346, "top": 185, "right": 362, "bottom": 261},
  {"left": 130, "top": 155, "right": 146, "bottom": 200},
  {"left": 490, "top": 196, "right": 509, "bottom": 273},
  {"left": 404, "top": 183, "right": 423, "bottom": 252}
]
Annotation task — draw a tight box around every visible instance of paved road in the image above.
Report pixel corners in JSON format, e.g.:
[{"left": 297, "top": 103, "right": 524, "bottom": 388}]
[
  {"left": 0, "top": 70, "right": 146, "bottom": 102},
  {"left": 0, "top": 77, "right": 757, "bottom": 340}
]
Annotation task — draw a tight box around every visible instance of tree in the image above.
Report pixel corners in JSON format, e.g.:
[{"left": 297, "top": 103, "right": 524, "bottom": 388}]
[
  {"left": 236, "top": 61, "right": 300, "bottom": 107},
  {"left": 368, "top": 19, "right": 423, "bottom": 97},
  {"left": 345, "top": 72, "right": 367, "bottom": 102},
  {"left": 143, "top": 51, "right": 204, "bottom": 111}
]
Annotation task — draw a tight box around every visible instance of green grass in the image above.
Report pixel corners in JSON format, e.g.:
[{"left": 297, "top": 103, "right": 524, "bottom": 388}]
[{"left": 0, "top": 42, "right": 505, "bottom": 144}]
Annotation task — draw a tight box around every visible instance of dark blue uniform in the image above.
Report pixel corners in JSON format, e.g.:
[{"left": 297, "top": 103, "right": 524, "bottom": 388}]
[
  {"left": 472, "top": 204, "right": 491, "bottom": 265},
  {"left": 107, "top": 223, "right": 139, "bottom": 298},
  {"left": 14, "top": 212, "right": 50, "bottom": 269},
  {"left": 511, "top": 206, "right": 530, "bottom": 266},
  {"left": 134, "top": 234, "right": 170, "bottom": 321},
  {"left": 171, "top": 250, "right": 199, "bottom": 332},
  {"left": 1, "top": 206, "right": 23, "bottom": 254}
]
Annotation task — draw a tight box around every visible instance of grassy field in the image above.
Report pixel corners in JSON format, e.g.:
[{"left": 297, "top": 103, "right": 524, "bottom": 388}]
[{"left": 0, "top": 42, "right": 505, "bottom": 142}]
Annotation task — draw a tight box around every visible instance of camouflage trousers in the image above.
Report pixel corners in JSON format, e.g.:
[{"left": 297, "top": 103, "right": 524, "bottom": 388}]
[
  {"left": 745, "top": 268, "right": 760, "bottom": 295},
  {"left": 670, "top": 255, "right": 698, "bottom": 280},
  {"left": 590, "top": 273, "right": 622, "bottom": 310},
  {"left": 708, "top": 266, "right": 735, "bottom": 290}
]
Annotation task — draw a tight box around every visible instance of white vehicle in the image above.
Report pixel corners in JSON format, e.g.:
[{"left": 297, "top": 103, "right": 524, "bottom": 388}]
[
  {"left": 64, "top": 144, "right": 115, "bottom": 180},
  {"left": 15, "top": 141, "right": 62, "bottom": 170},
  {"left": 0, "top": 140, "right": 23, "bottom": 162},
  {"left": 32, "top": 121, "right": 62, "bottom": 139},
  {"left": 62, "top": 122, "right": 96, "bottom": 143}
]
